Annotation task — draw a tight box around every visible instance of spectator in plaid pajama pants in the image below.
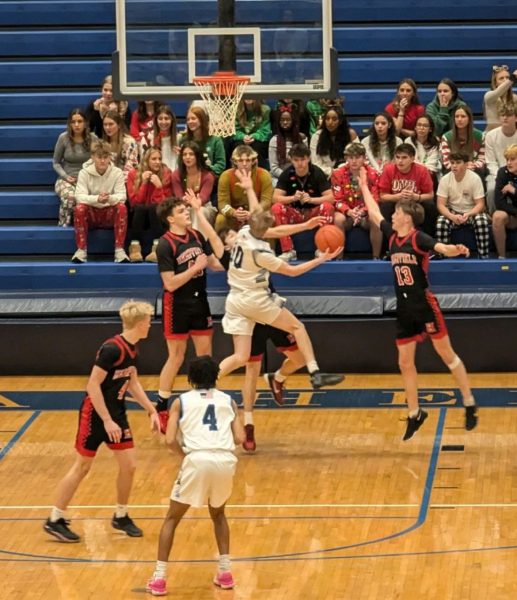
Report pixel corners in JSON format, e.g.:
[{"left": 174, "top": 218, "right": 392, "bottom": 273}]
[{"left": 435, "top": 151, "right": 490, "bottom": 259}]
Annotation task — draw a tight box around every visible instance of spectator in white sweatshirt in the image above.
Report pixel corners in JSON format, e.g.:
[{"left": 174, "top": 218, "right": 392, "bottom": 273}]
[
  {"left": 485, "top": 103, "right": 517, "bottom": 213},
  {"left": 72, "top": 141, "right": 129, "bottom": 263}
]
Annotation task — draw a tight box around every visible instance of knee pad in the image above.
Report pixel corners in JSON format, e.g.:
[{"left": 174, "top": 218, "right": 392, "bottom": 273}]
[{"left": 447, "top": 354, "right": 461, "bottom": 371}]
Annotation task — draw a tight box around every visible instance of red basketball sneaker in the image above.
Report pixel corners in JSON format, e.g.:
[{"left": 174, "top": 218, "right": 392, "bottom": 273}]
[
  {"left": 243, "top": 424, "right": 256, "bottom": 452},
  {"left": 157, "top": 410, "right": 169, "bottom": 435}
]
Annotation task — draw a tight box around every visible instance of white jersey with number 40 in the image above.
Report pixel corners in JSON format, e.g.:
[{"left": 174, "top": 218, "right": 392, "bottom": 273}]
[
  {"left": 227, "top": 225, "right": 284, "bottom": 294},
  {"left": 179, "top": 389, "right": 236, "bottom": 453}
]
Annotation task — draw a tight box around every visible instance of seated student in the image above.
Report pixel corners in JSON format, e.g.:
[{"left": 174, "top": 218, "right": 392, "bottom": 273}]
[
  {"left": 385, "top": 78, "right": 425, "bottom": 139},
  {"left": 130, "top": 100, "right": 160, "bottom": 155},
  {"left": 268, "top": 106, "right": 307, "bottom": 186},
  {"left": 309, "top": 105, "right": 357, "bottom": 178},
  {"left": 492, "top": 144, "right": 517, "bottom": 258},
  {"left": 126, "top": 147, "right": 172, "bottom": 262},
  {"left": 440, "top": 105, "right": 486, "bottom": 179},
  {"left": 151, "top": 104, "right": 179, "bottom": 171},
  {"left": 53, "top": 108, "right": 98, "bottom": 227},
  {"left": 435, "top": 152, "right": 490, "bottom": 259},
  {"left": 102, "top": 110, "right": 139, "bottom": 182},
  {"left": 305, "top": 97, "right": 344, "bottom": 138},
  {"left": 331, "top": 142, "right": 383, "bottom": 259},
  {"left": 231, "top": 99, "right": 272, "bottom": 169},
  {"left": 272, "top": 143, "right": 335, "bottom": 262},
  {"left": 485, "top": 103, "right": 517, "bottom": 213},
  {"left": 72, "top": 141, "right": 129, "bottom": 264},
  {"left": 215, "top": 145, "right": 273, "bottom": 232},
  {"left": 404, "top": 114, "right": 441, "bottom": 189},
  {"left": 270, "top": 99, "right": 310, "bottom": 138},
  {"left": 361, "top": 112, "right": 402, "bottom": 174},
  {"left": 378, "top": 142, "right": 437, "bottom": 237},
  {"left": 171, "top": 141, "right": 216, "bottom": 229},
  {"left": 84, "top": 75, "right": 131, "bottom": 139},
  {"left": 178, "top": 105, "right": 226, "bottom": 178},
  {"left": 426, "top": 78, "right": 466, "bottom": 138},
  {"left": 483, "top": 65, "right": 517, "bottom": 132}
]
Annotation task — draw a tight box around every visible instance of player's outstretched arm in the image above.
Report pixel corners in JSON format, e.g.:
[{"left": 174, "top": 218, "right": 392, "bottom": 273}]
[
  {"left": 184, "top": 188, "right": 225, "bottom": 259},
  {"left": 358, "top": 167, "right": 383, "bottom": 227},
  {"left": 264, "top": 215, "right": 326, "bottom": 239},
  {"left": 435, "top": 242, "right": 470, "bottom": 258},
  {"left": 165, "top": 399, "right": 185, "bottom": 455},
  {"left": 128, "top": 375, "right": 160, "bottom": 433},
  {"left": 276, "top": 246, "right": 342, "bottom": 277}
]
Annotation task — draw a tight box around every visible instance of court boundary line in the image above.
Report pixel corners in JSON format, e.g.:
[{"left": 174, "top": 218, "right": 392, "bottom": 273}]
[{"left": 0, "top": 411, "right": 40, "bottom": 462}]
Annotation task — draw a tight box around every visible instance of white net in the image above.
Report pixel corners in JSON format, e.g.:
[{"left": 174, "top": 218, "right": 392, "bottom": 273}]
[{"left": 193, "top": 74, "right": 250, "bottom": 137}]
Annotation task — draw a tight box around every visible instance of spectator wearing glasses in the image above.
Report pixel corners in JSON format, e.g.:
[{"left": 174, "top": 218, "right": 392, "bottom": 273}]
[
  {"left": 215, "top": 145, "right": 273, "bottom": 232},
  {"left": 483, "top": 65, "right": 517, "bottom": 132},
  {"left": 405, "top": 114, "right": 441, "bottom": 189}
]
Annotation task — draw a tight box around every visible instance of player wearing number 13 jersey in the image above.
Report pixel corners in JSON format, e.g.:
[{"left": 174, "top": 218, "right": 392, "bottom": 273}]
[
  {"left": 359, "top": 171, "right": 478, "bottom": 441},
  {"left": 146, "top": 356, "right": 245, "bottom": 596}
]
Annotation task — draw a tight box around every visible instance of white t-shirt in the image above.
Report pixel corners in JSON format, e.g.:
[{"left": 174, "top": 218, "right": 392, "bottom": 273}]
[
  {"left": 227, "top": 225, "right": 284, "bottom": 294},
  {"left": 179, "top": 389, "right": 236, "bottom": 453},
  {"left": 437, "top": 170, "right": 485, "bottom": 213}
]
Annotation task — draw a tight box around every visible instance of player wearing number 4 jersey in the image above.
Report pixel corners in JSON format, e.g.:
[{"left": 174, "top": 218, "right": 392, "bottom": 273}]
[
  {"left": 146, "top": 356, "right": 245, "bottom": 597},
  {"left": 44, "top": 301, "right": 160, "bottom": 543},
  {"left": 359, "top": 167, "right": 478, "bottom": 440}
]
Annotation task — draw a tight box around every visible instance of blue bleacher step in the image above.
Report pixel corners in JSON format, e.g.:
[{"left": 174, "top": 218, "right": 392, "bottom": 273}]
[
  {"left": 0, "top": 226, "right": 116, "bottom": 254},
  {"left": 0, "top": 192, "right": 58, "bottom": 220}
]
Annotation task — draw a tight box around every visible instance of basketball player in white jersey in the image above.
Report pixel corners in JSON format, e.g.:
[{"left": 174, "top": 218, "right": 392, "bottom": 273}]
[
  {"left": 146, "top": 356, "right": 245, "bottom": 597},
  {"left": 215, "top": 173, "right": 344, "bottom": 389}
]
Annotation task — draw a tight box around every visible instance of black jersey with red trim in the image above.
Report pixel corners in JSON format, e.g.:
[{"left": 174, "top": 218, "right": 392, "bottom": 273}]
[
  {"left": 90, "top": 334, "right": 138, "bottom": 420},
  {"left": 380, "top": 220, "right": 436, "bottom": 302},
  {"left": 156, "top": 229, "right": 213, "bottom": 302}
]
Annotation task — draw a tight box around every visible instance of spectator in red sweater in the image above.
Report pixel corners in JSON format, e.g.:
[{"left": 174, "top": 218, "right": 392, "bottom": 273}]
[
  {"left": 385, "top": 78, "right": 425, "bottom": 139},
  {"left": 126, "top": 147, "right": 172, "bottom": 262}
]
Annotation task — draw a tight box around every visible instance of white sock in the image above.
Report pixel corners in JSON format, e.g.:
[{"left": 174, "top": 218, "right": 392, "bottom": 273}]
[
  {"left": 463, "top": 395, "right": 476, "bottom": 407},
  {"left": 115, "top": 504, "right": 127, "bottom": 518},
  {"left": 50, "top": 506, "right": 65, "bottom": 522},
  {"left": 307, "top": 361, "right": 319, "bottom": 374},
  {"left": 218, "top": 554, "right": 231, "bottom": 573},
  {"left": 154, "top": 560, "right": 168, "bottom": 579},
  {"left": 244, "top": 411, "right": 254, "bottom": 426},
  {"left": 409, "top": 409, "right": 420, "bottom": 418},
  {"left": 274, "top": 370, "right": 287, "bottom": 383}
]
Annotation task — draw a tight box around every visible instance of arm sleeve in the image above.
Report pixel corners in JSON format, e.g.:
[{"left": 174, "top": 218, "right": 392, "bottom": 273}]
[
  {"left": 217, "top": 172, "right": 234, "bottom": 217},
  {"left": 251, "top": 107, "right": 272, "bottom": 142},
  {"left": 75, "top": 169, "right": 98, "bottom": 206},
  {"left": 208, "top": 136, "right": 226, "bottom": 176},
  {"left": 440, "top": 135, "right": 451, "bottom": 171},
  {"left": 379, "top": 219, "right": 393, "bottom": 238},
  {"left": 198, "top": 171, "right": 215, "bottom": 205},
  {"left": 268, "top": 136, "right": 284, "bottom": 180},
  {"left": 126, "top": 168, "right": 145, "bottom": 206},
  {"left": 416, "top": 230, "right": 438, "bottom": 252},
  {"left": 108, "top": 169, "right": 127, "bottom": 204},
  {"left": 258, "top": 170, "right": 273, "bottom": 211},
  {"left": 252, "top": 248, "right": 284, "bottom": 272}
]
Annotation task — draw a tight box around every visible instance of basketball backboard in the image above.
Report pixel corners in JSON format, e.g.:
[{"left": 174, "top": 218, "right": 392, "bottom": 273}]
[{"left": 113, "top": 0, "right": 336, "bottom": 100}]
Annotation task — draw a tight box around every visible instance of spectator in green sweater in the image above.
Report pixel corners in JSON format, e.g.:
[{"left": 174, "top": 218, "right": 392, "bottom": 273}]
[
  {"left": 232, "top": 99, "right": 272, "bottom": 168},
  {"left": 426, "top": 78, "right": 466, "bottom": 138}
]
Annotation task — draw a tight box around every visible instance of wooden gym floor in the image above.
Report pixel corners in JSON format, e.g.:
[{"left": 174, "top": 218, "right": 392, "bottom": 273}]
[{"left": 1, "top": 373, "right": 517, "bottom": 600}]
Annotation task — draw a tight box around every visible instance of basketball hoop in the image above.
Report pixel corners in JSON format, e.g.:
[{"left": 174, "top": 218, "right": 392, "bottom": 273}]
[{"left": 193, "top": 71, "right": 250, "bottom": 137}]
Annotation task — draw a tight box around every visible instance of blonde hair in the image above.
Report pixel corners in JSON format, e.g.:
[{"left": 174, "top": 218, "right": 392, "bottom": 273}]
[
  {"left": 91, "top": 140, "right": 112, "bottom": 157},
  {"left": 504, "top": 144, "right": 517, "bottom": 160},
  {"left": 249, "top": 209, "right": 274, "bottom": 238},
  {"left": 119, "top": 300, "right": 154, "bottom": 328},
  {"left": 134, "top": 147, "right": 163, "bottom": 190},
  {"left": 231, "top": 144, "right": 258, "bottom": 166}
]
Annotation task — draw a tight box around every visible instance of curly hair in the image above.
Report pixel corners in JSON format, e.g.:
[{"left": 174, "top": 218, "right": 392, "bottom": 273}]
[{"left": 316, "top": 105, "right": 353, "bottom": 164}]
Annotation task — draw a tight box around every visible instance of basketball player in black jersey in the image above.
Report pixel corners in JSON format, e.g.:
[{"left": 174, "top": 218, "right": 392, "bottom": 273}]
[
  {"left": 44, "top": 301, "right": 160, "bottom": 542},
  {"left": 155, "top": 197, "right": 223, "bottom": 433},
  {"left": 359, "top": 168, "right": 478, "bottom": 440}
]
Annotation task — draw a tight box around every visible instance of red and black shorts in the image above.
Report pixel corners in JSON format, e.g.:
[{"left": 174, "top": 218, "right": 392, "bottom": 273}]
[
  {"left": 75, "top": 397, "right": 134, "bottom": 457},
  {"left": 396, "top": 290, "right": 448, "bottom": 346},
  {"left": 249, "top": 323, "right": 298, "bottom": 361},
  {"left": 162, "top": 292, "right": 213, "bottom": 340}
]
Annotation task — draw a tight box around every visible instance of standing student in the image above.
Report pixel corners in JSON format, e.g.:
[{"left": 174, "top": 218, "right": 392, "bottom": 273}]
[
  {"left": 44, "top": 301, "right": 160, "bottom": 542},
  {"left": 359, "top": 169, "right": 478, "bottom": 440},
  {"left": 146, "top": 356, "right": 245, "bottom": 597},
  {"left": 154, "top": 197, "right": 223, "bottom": 433}
]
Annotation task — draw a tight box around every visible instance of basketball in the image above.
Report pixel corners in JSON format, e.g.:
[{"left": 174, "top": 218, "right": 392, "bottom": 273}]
[{"left": 314, "top": 225, "right": 345, "bottom": 253}]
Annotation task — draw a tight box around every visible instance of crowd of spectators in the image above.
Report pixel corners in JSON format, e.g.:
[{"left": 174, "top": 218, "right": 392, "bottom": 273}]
[{"left": 51, "top": 67, "right": 517, "bottom": 262}]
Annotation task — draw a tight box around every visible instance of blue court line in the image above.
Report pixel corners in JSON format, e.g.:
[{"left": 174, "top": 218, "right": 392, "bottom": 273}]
[
  {"left": 0, "top": 408, "right": 446, "bottom": 565},
  {"left": 0, "top": 411, "right": 40, "bottom": 462}
]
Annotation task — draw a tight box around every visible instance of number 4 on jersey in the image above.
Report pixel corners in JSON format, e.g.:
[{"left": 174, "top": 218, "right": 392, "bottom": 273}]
[{"left": 202, "top": 403, "right": 218, "bottom": 431}]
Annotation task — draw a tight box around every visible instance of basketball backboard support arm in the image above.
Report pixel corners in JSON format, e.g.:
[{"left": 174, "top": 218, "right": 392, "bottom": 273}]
[{"left": 112, "top": 0, "right": 338, "bottom": 102}]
